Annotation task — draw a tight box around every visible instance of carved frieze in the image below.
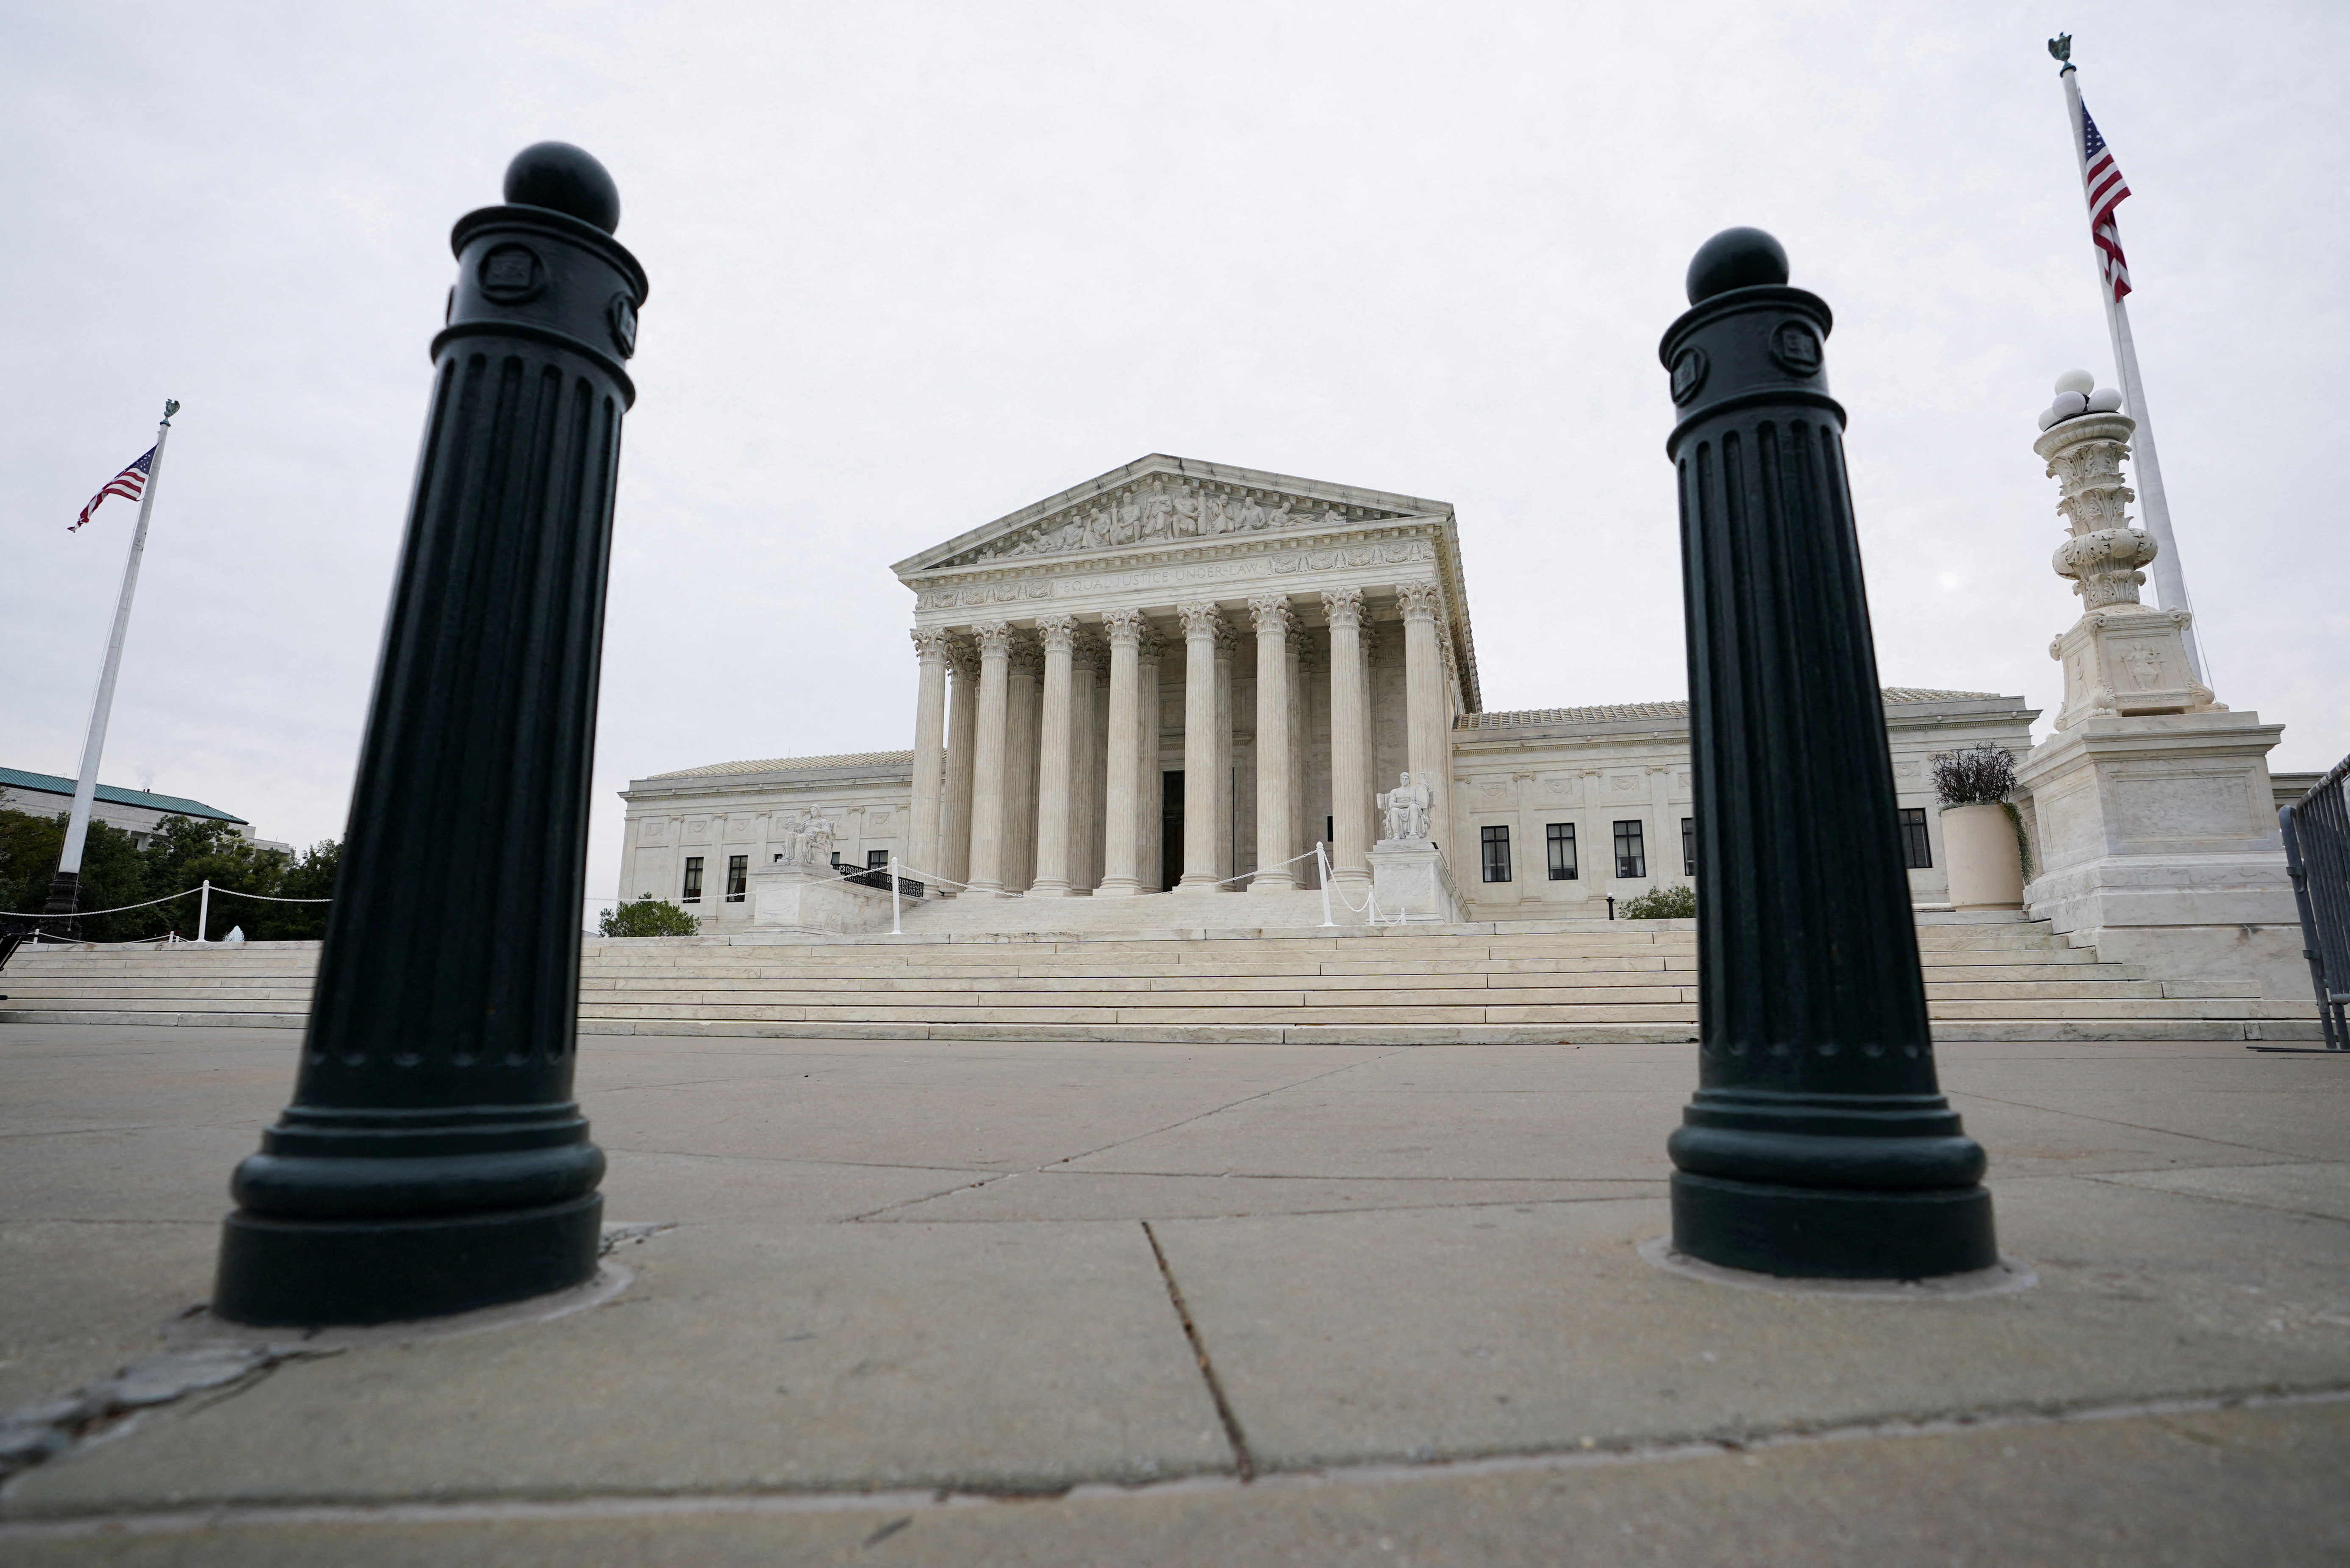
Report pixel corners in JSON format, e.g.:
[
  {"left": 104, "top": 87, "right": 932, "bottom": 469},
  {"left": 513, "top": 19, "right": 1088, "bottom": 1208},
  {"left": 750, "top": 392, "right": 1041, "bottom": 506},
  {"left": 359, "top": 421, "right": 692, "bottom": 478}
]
[{"left": 946, "top": 475, "right": 1405, "bottom": 567}]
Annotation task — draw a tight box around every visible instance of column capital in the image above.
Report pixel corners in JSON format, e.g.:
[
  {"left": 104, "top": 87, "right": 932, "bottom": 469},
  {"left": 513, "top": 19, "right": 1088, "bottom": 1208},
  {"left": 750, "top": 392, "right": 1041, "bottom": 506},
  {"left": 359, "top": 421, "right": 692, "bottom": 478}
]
[
  {"left": 1247, "top": 594, "right": 1293, "bottom": 638},
  {"left": 1137, "top": 624, "right": 1168, "bottom": 662},
  {"left": 946, "top": 636, "right": 981, "bottom": 680},
  {"left": 1321, "top": 587, "right": 1367, "bottom": 629},
  {"left": 1072, "top": 635, "right": 1109, "bottom": 675},
  {"left": 1396, "top": 581, "right": 1442, "bottom": 621},
  {"left": 1178, "top": 601, "right": 1226, "bottom": 642},
  {"left": 911, "top": 626, "right": 952, "bottom": 663},
  {"left": 973, "top": 620, "right": 1014, "bottom": 660},
  {"left": 1034, "top": 612, "right": 1079, "bottom": 653},
  {"left": 1008, "top": 632, "right": 1044, "bottom": 677},
  {"left": 1101, "top": 607, "right": 1146, "bottom": 648}
]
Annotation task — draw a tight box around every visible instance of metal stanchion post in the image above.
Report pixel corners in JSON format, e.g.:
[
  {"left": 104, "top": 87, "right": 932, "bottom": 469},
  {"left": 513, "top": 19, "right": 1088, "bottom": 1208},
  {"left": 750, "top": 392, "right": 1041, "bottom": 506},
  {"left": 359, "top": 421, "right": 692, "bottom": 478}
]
[
  {"left": 1658, "top": 228, "right": 1994, "bottom": 1279},
  {"left": 212, "top": 144, "right": 647, "bottom": 1325}
]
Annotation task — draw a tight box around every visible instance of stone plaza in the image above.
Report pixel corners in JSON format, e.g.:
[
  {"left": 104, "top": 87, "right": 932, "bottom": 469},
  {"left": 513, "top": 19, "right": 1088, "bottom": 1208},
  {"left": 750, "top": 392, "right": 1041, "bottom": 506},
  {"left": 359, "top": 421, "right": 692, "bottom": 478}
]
[{"left": 1, "top": 1020, "right": 2346, "bottom": 1563}]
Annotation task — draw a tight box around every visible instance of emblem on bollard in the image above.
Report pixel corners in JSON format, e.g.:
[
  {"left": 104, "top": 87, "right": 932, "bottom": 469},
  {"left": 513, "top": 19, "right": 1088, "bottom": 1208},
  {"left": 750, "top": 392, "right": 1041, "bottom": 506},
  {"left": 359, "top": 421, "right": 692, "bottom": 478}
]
[
  {"left": 479, "top": 243, "right": 546, "bottom": 302},
  {"left": 1669, "top": 346, "right": 1709, "bottom": 405},
  {"left": 1768, "top": 320, "right": 1823, "bottom": 376},
  {"left": 608, "top": 294, "right": 638, "bottom": 358}
]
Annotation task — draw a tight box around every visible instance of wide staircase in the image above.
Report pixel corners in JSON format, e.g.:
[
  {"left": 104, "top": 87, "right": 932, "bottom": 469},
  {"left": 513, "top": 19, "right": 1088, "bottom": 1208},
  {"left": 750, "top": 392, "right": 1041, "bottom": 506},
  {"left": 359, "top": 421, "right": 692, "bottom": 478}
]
[{"left": 0, "top": 912, "right": 2317, "bottom": 1044}]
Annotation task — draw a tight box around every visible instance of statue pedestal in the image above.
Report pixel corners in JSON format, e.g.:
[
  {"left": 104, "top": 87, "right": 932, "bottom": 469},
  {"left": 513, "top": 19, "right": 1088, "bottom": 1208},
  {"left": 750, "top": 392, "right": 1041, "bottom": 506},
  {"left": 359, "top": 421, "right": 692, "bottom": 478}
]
[
  {"left": 749, "top": 862, "right": 893, "bottom": 934},
  {"left": 1367, "top": 840, "right": 1461, "bottom": 923},
  {"left": 2017, "top": 710, "right": 2303, "bottom": 1010}
]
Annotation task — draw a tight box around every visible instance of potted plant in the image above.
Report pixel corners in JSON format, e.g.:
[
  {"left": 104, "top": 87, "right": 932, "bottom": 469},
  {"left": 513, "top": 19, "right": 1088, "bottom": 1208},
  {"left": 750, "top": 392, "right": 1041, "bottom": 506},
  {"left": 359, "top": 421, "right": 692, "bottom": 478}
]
[{"left": 1931, "top": 744, "right": 2029, "bottom": 911}]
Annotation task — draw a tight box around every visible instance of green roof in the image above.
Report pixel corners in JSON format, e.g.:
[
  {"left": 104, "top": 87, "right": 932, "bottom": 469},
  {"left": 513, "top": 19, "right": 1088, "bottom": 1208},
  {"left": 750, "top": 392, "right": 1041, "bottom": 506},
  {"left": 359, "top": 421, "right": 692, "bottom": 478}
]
[{"left": 0, "top": 766, "right": 247, "bottom": 825}]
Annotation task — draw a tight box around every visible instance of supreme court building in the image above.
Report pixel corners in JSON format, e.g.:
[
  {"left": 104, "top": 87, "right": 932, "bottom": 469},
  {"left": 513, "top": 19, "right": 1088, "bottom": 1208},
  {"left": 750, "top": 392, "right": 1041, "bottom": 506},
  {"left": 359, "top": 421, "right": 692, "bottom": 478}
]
[{"left": 619, "top": 455, "right": 2031, "bottom": 926}]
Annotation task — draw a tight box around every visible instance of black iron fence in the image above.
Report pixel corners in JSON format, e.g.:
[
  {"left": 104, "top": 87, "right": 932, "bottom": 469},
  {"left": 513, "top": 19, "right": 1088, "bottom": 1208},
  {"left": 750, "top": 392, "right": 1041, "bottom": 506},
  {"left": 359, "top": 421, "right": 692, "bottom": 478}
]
[
  {"left": 837, "top": 863, "right": 925, "bottom": 900},
  {"left": 2281, "top": 753, "right": 2350, "bottom": 1052}
]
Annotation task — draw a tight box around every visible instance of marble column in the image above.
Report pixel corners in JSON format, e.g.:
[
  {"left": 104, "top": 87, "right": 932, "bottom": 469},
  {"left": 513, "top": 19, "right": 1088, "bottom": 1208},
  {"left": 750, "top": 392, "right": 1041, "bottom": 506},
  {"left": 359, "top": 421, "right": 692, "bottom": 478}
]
[
  {"left": 1289, "top": 627, "right": 1312, "bottom": 884},
  {"left": 942, "top": 640, "right": 978, "bottom": 889},
  {"left": 1027, "top": 615, "right": 1077, "bottom": 897},
  {"left": 966, "top": 622, "right": 1013, "bottom": 894},
  {"left": 1398, "top": 581, "right": 1448, "bottom": 830},
  {"left": 1176, "top": 602, "right": 1224, "bottom": 893},
  {"left": 1005, "top": 636, "right": 1041, "bottom": 894},
  {"left": 908, "top": 628, "right": 950, "bottom": 879},
  {"left": 1214, "top": 620, "right": 1237, "bottom": 882},
  {"left": 1072, "top": 638, "right": 1105, "bottom": 893},
  {"left": 1098, "top": 611, "right": 1145, "bottom": 896},
  {"left": 1249, "top": 595, "right": 1298, "bottom": 893},
  {"left": 1323, "top": 588, "right": 1371, "bottom": 889},
  {"left": 1138, "top": 627, "right": 1165, "bottom": 892}
]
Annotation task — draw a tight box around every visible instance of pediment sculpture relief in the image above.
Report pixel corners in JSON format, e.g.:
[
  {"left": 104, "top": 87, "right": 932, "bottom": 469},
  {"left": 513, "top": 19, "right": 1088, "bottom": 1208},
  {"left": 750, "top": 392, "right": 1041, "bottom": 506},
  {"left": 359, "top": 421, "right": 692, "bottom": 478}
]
[{"left": 951, "top": 477, "right": 1400, "bottom": 565}]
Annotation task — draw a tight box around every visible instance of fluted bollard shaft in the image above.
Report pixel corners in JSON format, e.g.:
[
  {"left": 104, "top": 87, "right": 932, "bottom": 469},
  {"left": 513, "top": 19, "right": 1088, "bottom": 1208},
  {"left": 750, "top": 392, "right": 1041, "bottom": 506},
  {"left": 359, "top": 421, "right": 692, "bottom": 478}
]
[
  {"left": 213, "top": 144, "right": 647, "bottom": 1325},
  {"left": 1658, "top": 228, "right": 1993, "bottom": 1280}
]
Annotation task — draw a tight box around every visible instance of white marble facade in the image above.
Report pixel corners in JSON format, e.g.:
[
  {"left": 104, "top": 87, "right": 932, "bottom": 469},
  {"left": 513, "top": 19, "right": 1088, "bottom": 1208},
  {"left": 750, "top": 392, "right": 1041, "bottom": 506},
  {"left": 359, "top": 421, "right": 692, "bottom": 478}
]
[{"left": 618, "top": 455, "right": 2038, "bottom": 927}]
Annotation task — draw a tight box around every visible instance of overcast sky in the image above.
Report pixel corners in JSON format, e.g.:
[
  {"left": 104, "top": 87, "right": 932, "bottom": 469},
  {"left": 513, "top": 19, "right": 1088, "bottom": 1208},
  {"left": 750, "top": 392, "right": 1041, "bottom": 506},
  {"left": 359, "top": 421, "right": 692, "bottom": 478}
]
[{"left": 5, "top": 2, "right": 2344, "bottom": 919}]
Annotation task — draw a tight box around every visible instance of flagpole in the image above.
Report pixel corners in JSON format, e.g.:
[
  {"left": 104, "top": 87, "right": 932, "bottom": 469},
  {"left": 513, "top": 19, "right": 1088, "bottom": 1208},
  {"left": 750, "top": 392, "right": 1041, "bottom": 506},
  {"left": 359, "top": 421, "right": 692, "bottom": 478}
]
[
  {"left": 45, "top": 400, "right": 178, "bottom": 920},
  {"left": 2059, "top": 61, "right": 2206, "bottom": 684}
]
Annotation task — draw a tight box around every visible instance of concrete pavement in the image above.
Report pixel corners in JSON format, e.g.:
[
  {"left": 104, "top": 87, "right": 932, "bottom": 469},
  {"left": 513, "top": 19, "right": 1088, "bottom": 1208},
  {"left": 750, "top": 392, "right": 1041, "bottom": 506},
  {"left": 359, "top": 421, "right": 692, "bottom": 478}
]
[{"left": 1, "top": 1023, "right": 2346, "bottom": 1563}]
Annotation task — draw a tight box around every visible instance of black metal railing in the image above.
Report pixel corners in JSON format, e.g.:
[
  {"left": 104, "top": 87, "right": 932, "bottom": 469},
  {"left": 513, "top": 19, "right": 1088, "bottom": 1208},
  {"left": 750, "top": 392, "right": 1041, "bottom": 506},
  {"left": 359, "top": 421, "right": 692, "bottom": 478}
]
[
  {"left": 837, "top": 863, "right": 924, "bottom": 900},
  {"left": 2280, "top": 753, "right": 2350, "bottom": 1052}
]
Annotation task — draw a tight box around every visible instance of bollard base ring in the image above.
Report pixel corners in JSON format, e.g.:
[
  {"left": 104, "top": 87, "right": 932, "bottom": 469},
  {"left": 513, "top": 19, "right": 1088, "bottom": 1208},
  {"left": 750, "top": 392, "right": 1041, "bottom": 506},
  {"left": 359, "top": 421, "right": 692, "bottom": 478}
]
[
  {"left": 213, "top": 1193, "right": 603, "bottom": 1327},
  {"left": 1668, "top": 1171, "right": 1995, "bottom": 1281}
]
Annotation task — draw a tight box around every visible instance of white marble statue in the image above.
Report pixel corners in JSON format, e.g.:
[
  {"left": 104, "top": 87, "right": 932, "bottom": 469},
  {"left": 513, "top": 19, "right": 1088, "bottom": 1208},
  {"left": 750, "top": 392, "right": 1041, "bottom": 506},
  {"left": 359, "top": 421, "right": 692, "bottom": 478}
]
[
  {"left": 780, "top": 806, "right": 836, "bottom": 867},
  {"left": 1376, "top": 772, "right": 1433, "bottom": 844}
]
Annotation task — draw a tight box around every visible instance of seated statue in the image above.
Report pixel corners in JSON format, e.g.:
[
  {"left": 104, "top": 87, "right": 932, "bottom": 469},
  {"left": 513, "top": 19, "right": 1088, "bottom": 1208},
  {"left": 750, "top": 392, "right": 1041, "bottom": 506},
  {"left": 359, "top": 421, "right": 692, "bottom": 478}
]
[
  {"left": 1376, "top": 772, "right": 1433, "bottom": 844},
  {"left": 778, "top": 806, "right": 836, "bottom": 867}
]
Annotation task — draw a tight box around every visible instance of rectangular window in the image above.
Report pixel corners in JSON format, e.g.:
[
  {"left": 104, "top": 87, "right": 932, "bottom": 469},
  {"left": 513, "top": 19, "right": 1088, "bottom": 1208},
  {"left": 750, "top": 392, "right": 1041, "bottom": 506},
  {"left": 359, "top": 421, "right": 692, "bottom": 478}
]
[
  {"left": 867, "top": 850, "right": 889, "bottom": 869},
  {"left": 1899, "top": 807, "right": 1933, "bottom": 869},
  {"left": 724, "top": 854, "right": 747, "bottom": 902},
  {"left": 681, "top": 856, "right": 704, "bottom": 903},
  {"left": 1546, "top": 823, "right": 1578, "bottom": 880},
  {"left": 1682, "top": 817, "right": 1696, "bottom": 878},
  {"left": 1612, "top": 820, "right": 1646, "bottom": 880},
  {"left": 1480, "top": 824, "right": 1512, "bottom": 883}
]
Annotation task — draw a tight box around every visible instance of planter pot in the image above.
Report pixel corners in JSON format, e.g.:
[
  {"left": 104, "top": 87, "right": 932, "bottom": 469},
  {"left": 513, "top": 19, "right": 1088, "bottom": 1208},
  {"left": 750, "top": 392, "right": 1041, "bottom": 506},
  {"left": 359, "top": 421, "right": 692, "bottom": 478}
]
[{"left": 1942, "top": 803, "right": 2024, "bottom": 911}]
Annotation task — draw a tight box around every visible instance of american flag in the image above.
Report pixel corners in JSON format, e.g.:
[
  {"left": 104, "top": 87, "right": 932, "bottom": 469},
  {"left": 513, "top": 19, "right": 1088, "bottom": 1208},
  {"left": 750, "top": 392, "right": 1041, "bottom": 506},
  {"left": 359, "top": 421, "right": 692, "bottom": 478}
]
[
  {"left": 2081, "top": 99, "right": 2133, "bottom": 301},
  {"left": 72, "top": 447, "right": 154, "bottom": 532}
]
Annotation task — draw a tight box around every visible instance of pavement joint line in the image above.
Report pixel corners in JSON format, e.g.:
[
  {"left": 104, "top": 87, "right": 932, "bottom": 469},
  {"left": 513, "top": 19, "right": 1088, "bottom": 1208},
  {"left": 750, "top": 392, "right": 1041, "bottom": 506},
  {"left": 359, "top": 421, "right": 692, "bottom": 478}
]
[
  {"left": 2075, "top": 1171, "right": 2350, "bottom": 1229},
  {"left": 6, "top": 1384, "right": 2348, "bottom": 1541},
  {"left": 1944, "top": 1087, "right": 2324, "bottom": 1162},
  {"left": 601, "top": 1146, "right": 997, "bottom": 1178},
  {"left": 1140, "top": 1219, "right": 1255, "bottom": 1483},
  {"left": 1029, "top": 1049, "right": 1412, "bottom": 1173},
  {"left": 845, "top": 1172, "right": 1020, "bottom": 1224}
]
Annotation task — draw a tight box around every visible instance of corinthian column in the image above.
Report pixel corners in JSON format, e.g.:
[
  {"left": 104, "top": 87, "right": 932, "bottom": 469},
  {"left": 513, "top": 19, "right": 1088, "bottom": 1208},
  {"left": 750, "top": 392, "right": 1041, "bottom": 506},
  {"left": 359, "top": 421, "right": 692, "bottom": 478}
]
[
  {"left": 1322, "top": 588, "right": 1371, "bottom": 891},
  {"left": 1398, "top": 581, "right": 1448, "bottom": 829},
  {"left": 1072, "top": 636, "right": 1106, "bottom": 892},
  {"left": 1138, "top": 627, "right": 1165, "bottom": 891},
  {"left": 942, "top": 640, "right": 978, "bottom": 889},
  {"left": 1005, "top": 636, "right": 1042, "bottom": 894},
  {"left": 1249, "top": 595, "right": 1297, "bottom": 893},
  {"left": 1176, "top": 602, "right": 1225, "bottom": 893},
  {"left": 1027, "top": 615, "right": 1077, "bottom": 896},
  {"left": 1097, "top": 610, "right": 1145, "bottom": 896},
  {"left": 908, "top": 628, "right": 950, "bottom": 877},
  {"left": 966, "top": 621, "right": 1013, "bottom": 895}
]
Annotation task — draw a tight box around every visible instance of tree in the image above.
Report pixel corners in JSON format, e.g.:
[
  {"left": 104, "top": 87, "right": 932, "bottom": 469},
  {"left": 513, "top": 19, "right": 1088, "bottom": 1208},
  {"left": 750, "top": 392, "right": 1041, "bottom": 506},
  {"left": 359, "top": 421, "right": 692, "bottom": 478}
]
[
  {"left": 598, "top": 896, "right": 699, "bottom": 938},
  {"left": 1620, "top": 884, "right": 1696, "bottom": 920}
]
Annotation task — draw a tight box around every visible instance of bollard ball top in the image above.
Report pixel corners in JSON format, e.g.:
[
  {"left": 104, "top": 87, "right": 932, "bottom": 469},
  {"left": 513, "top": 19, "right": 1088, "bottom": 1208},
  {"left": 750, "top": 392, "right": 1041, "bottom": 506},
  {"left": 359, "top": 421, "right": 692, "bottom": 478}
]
[
  {"left": 1685, "top": 227, "right": 1789, "bottom": 304},
  {"left": 504, "top": 142, "right": 621, "bottom": 234}
]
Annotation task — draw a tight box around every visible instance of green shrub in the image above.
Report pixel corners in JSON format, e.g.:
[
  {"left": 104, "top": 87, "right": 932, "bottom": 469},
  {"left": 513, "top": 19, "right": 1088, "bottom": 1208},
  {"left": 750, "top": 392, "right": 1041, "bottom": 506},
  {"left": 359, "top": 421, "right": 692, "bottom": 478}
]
[
  {"left": 1620, "top": 884, "right": 1695, "bottom": 920},
  {"left": 598, "top": 896, "right": 699, "bottom": 938}
]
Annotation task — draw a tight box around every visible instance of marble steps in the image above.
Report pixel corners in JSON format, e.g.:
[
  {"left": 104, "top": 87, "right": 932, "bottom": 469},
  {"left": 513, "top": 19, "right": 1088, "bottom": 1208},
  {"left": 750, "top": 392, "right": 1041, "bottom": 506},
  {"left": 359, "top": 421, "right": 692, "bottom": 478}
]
[{"left": 1, "top": 919, "right": 2317, "bottom": 1041}]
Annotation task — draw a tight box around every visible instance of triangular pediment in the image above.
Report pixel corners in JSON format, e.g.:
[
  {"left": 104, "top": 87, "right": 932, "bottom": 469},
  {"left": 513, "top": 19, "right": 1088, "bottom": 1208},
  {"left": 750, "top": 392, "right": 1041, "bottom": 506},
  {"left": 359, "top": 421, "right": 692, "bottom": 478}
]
[{"left": 892, "top": 454, "right": 1453, "bottom": 577}]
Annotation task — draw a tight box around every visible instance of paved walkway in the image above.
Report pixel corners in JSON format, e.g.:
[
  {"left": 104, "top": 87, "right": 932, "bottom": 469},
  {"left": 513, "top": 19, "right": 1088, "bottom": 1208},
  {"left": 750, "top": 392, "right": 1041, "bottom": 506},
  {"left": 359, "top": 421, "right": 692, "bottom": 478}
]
[{"left": 1, "top": 1023, "right": 2346, "bottom": 1564}]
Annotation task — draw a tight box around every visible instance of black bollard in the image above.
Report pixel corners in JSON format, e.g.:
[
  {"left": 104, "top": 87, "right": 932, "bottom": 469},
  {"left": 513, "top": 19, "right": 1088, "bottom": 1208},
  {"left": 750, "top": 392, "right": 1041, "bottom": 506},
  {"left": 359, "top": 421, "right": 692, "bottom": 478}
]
[
  {"left": 1658, "top": 228, "right": 1995, "bottom": 1279},
  {"left": 212, "top": 144, "right": 646, "bottom": 1324}
]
